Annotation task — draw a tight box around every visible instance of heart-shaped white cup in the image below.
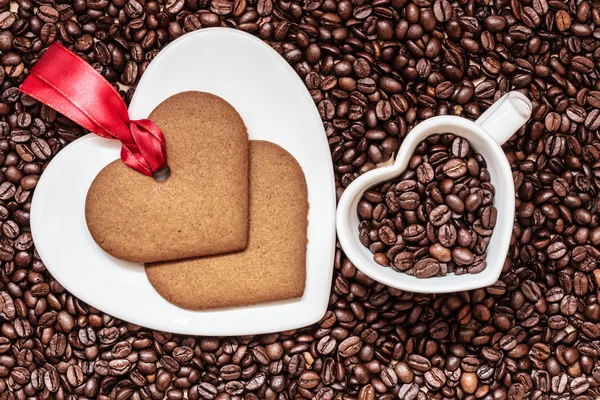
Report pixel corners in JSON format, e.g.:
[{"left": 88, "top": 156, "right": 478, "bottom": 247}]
[{"left": 336, "top": 91, "right": 532, "bottom": 293}]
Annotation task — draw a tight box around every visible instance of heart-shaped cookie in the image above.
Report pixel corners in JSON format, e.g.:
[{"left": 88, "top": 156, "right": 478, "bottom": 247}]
[
  {"left": 85, "top": 91, "right": 249, "bottom": 263},
  {"left": 145, "top": 140, "right": 308, "bottom": 310}
]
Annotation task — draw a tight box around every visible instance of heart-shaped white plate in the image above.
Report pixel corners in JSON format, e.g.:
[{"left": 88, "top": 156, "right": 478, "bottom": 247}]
[{"left": 31, "top": 28, "right": 336, "bottom": 336}]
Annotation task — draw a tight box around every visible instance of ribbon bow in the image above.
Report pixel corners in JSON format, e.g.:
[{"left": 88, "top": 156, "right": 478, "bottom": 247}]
[{"left": 19, "top": 43, "right": 169, "bottom": 180}]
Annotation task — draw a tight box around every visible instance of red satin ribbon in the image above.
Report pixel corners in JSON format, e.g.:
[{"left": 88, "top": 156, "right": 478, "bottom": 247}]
[{"left": 19, "top": 43, "right": 167, "bottom": 177}]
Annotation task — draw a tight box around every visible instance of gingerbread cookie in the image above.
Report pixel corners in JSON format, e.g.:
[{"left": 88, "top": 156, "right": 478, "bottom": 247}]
[
  {"left": 85, "top": 91, "right": 250, "bottom": 263},
  {"left": 145, "top": 140, "right": 308, "bottom": 310}
]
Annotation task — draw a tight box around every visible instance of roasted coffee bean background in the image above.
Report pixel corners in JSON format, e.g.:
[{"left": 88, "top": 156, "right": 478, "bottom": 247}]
[
  {"left": 358, "top": 134, "right": 497, "bottom": 278},
  {"left": 1, "top": 0, "right": 600, "bottom": 399}
]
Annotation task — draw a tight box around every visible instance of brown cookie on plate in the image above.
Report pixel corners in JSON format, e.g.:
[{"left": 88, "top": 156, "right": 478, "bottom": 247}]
[
  {"left": 85, "top": 91, "right": 250, "bottom": 264},
  {"left": 145, "top": 140, "right": 308, "bottom": 310}
]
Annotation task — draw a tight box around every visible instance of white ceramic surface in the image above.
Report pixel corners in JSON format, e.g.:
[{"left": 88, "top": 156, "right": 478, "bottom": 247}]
[
  {"left": 337, "top": 92, "right": 532, "bottom": 293},
  {"left": 31, "top": 28, "right": 336, "bottom": 336}
]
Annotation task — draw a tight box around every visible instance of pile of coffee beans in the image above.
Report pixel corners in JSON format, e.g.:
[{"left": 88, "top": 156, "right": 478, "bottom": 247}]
[
  {"left": 1, "top": 0, "right": 600, "bottom": 398},
  {"left": 358, "top": 134, "right": 497, "bottom": 277}
]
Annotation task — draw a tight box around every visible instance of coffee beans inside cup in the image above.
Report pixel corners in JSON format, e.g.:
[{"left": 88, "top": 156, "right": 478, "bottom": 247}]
[{"left": 358, "top": 134, "right": 497, "bottom": 278}]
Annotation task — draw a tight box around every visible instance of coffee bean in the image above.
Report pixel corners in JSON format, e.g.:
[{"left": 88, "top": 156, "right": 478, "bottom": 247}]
[
  {"left": 452, "top": 247, "right": 474, "bottom": 266},
  {"left": 379, "top": 77, "right": 403, "bottom": 94},
  {"left": 429, "top": 243, "right": 451, "bottom": 262},
  {"left": 398, "top": 191, "right": 420, "bottom": 210},
  {"left": 392, "top": 251, "right": 414, "bottom": 271},
  {"left": 66, "top": 364, "right": 84, "bottom": 386},
  {"left": 0, "top": 243, "right": 14, "bottom": 262},
  {"left": 547, "top": 242, "right": 567, "bottom": 259},
  {"left": 353, "top": 59, "right": 371, "bottom": 78},
  {"left": 397, "top": 382, "right": 419, "bottom": 400},
  {"left": 10, "top": 366, "right": 28, "bottom": 385},
  {"left": 416, "top": 162, "right": 435, "bottom": 183},
  {"left": 0, "top": 12, "right": 16, "bottom": 29},
  {"left": 358, "top": 384, "right": 375, "bottom": 400},
  {"left": 444, "top": 194, "right": 464, "bottom": 213},
  {"left": 452, "top": 137, "right": 470, "bottom": 158},
  {"left": 373, "top": 252, "right": 389, "bottom": 266},
  {"left": 570, "top": 376, "right": 590, "bottom": 394},
  {"left": 439, "top": 224, "right": 457, "bottom": 247},
  {"left": 43, "top": 369, "right": 59, "bottom": 392},
  {"left": 256, "top": 0, "right": 272, "bottom": 16},
  {"left": 465, "top": 192, "right": 483, "bottom": 212},
  {"left": 357, "top": 78, "right": 376, "bottom": 94},
  {"left": 443, "top": 158, "right": 468, "bottom": 178},
  {"left": 38, "top": 5, "right": 59, "bottom": 23},
  {"left": 30, "top": 138, "right": 51, "bottom": 160},
  {"left": 298, "top": 370, "right": 319, "bottom": 389},
  {"left": 585, "top": 109, "right": 600, "bottom": 130},
  {"left": 407, "top": 355, "right": 431, "bottom": 372},
  {"left": 460, "top": 372, "right": 478, "bottom": 394},
  {"left": 402, "top": 224, "right": 427, "bottom": 243},
  {"left": 108, "top": 359, "right": 131, "bottom": 376},
  {"left": 378, "top": 226, "right": 396, "bottom": 245},
  {"left": 78, "top": 327, "right": 96, "bottom": 346},
  {"left": 220, "top": 364, "right": 241, "bottom": 380},
  {"left": 338, "top": 336, "right": 362, "bottom": 357},
  {"left": 424, "top": 367, "right": 446, "bottom": 389},
  {"left": 587, "top": 91, "right": 600, "bottom": 108},
  {"left": 429, "top": 205, "right": 451, "bottom": 226},
  {"left": 484, "top": 15, "right": 507, "bottom": 32},
  {"left": 414, "top": 258, "right": 440, "bottom": 278},
  {"left": 194, "top": 382, "right": 217, "bottom": 399}
]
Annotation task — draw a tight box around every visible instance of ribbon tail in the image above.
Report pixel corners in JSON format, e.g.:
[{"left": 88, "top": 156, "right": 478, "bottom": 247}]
[
  {"left": 18, "top": 43, "right": 170, "bottom": 178},
  {"left": 20, "top": 73, "right": 113, "bottom": 139}
]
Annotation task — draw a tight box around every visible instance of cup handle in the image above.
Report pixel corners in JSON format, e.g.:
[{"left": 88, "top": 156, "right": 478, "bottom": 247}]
[{"left": 475, "top": 91, "right": 533, "bottom": 146}]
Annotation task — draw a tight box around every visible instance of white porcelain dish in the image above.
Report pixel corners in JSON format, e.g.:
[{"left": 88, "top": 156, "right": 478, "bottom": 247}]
[
  {"left": 31, "top": 28, "right": 336, "bottom": 336},
  {"left": 337, "top": 92, "right": 532, "bottom": 293}
]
